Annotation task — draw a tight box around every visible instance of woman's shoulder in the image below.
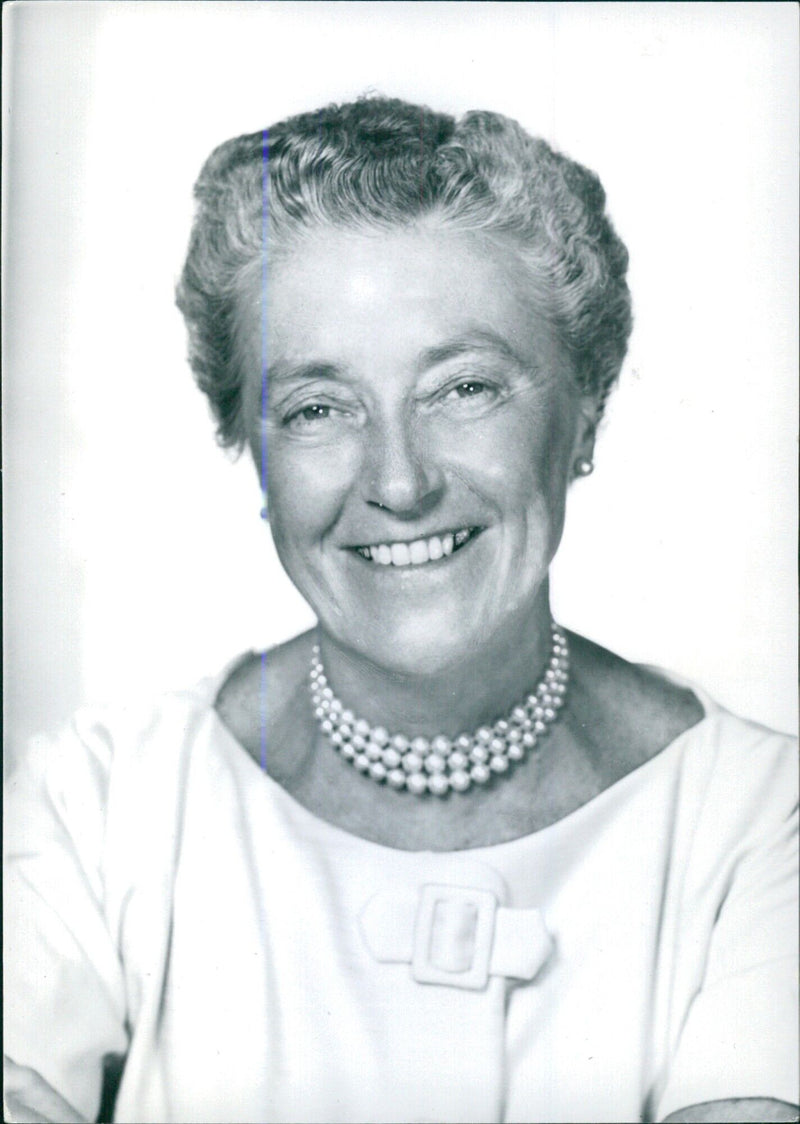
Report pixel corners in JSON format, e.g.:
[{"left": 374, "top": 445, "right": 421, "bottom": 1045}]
[
  {"left": 565, "top": 631, "right": 795, "bottom": 794},
  {"left": 7, "top": 655, "right": 241, "bottom": 797},
  {"left": 5, "top": 651, "right": 295, "bottom": 889},
  {"left": 6, "top": 638, "right": 314, "bottom": 827}
]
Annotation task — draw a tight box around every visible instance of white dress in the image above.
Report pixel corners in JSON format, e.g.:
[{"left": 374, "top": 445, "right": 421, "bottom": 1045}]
[{"left": 4, "top": 665, "right": 798, "bottom": 1124}]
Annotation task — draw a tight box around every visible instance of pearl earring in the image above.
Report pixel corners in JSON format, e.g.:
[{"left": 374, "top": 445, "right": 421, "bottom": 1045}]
[{"left": 574, "top": 458, "right": 594, "bottom": 477}]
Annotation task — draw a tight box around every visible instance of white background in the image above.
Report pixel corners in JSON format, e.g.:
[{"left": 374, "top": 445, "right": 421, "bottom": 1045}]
[{"left": 4, "top": 1, "right": 797, "bottom": 745}]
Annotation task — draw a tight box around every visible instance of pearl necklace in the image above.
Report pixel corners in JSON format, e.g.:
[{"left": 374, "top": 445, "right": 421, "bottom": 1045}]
[{"left": 309, "top": 622, "right": 569, "bottom": 796}]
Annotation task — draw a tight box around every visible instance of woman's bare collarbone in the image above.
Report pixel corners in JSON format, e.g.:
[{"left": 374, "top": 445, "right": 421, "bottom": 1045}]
[{"left": 214, "top": 630, "right": 704, "bottom": 852}]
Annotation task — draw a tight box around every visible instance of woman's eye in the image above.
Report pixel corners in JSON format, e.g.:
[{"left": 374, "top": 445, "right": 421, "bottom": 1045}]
[
  {"left": 284, "top": 402, "right": 339, "bottom": 429},
  {"left": 440, "top": 379, "right": 500, "bottom": 406},
  {"left": 452, "top": 381, "right": 488, "bottom": 398},
  {"left": 298, "top": 404, "right": 331, "bottom": 421}
]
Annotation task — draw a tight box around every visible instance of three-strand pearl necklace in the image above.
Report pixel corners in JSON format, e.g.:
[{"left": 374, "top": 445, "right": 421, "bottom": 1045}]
[{"left": 309, "top": 622, "right": 569, "bottom": 796}]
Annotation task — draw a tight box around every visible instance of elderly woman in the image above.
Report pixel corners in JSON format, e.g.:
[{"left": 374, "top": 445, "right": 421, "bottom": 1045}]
[{"left": 5, "top": 98, "right": 798, "bottom": 1124}]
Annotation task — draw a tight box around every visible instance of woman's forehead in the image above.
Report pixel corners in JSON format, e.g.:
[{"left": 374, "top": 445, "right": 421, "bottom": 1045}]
[{"left": 235, "top": 222, "right": 560, "bottom": 368}]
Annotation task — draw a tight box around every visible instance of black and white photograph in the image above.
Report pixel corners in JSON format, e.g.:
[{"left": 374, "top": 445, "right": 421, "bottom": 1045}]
[{"left": 4, "top": 3, "right": 798, "bottom": 1122}]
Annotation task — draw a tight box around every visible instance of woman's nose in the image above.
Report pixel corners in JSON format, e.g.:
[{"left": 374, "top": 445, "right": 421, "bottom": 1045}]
[{"left": 361, "top": 414, "right": 444, "bottom": 518}]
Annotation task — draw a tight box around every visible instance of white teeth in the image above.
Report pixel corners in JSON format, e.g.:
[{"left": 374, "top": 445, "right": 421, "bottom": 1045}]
[
  {"left": 409, "top": 540, "right": 429, "bottom": 565},
  {"left": 360, "top": 529, "right": 474, "bottom": 566}
]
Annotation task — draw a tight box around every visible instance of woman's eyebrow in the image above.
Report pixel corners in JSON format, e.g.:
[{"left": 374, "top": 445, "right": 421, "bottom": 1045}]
[
  {"left": 266, "top": 360, "right": 344, "bottom": 384},
  {"left": 416, "top": 330, "right": 526, "bottom": 373},
  {"left": 266, "top": 331, "right": 526, "bottom": 384}
]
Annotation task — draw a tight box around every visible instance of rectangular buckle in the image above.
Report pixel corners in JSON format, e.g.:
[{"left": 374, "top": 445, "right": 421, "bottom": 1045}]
[{"left": 411, "top": 884, "right": 497, "bottom": 990}]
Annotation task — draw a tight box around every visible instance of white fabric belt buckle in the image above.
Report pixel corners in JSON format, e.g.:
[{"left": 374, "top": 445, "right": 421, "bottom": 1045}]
[
  {"left": 359, "top": 882, "right": 554, "bottom": 992},
  {"left": 412, "top": 884, "right": 497, "bottom": 989}
]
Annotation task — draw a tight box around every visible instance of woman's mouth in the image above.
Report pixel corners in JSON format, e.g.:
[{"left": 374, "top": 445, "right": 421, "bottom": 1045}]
[{"left": 352, "top": 527, "right": 482, "bottom": 567}]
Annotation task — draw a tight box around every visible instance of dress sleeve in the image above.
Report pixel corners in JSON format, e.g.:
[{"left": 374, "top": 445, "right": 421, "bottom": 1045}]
[
  {"left": 4, "top": 716, "right": 130, "bottom": 1124},
  {"left": 655, "top": 727, "right": 799, "bottom": 1122}
]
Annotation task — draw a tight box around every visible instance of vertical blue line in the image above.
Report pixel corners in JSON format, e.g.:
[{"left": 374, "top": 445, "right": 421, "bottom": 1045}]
[{"left": 260, "top": 128, "right": 270, "bottom": 774}]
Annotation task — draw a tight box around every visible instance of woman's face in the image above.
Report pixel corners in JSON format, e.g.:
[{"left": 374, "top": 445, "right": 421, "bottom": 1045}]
[{"left": 239, "top": 222, "right": 592, "bottom": 675}]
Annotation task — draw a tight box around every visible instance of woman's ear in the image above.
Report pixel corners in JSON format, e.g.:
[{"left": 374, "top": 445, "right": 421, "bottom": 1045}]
[{"left": 570, "top": 395, "right": 599, "bottom": 480}]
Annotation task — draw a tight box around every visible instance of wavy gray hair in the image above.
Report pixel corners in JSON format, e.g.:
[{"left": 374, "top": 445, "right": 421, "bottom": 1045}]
[{"left": 176, "top": 97, "right": 632, "bottom": 448}]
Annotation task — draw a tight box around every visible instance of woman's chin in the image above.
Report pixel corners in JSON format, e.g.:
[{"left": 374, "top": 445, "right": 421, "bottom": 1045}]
[{"left": 335, "top": 616, "right": 494, "bottom": 679}]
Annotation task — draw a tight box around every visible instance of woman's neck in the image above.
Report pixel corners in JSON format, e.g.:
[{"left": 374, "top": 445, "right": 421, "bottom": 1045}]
[{"left": 315, "top": 598, "right": 555, "bottom": 739}]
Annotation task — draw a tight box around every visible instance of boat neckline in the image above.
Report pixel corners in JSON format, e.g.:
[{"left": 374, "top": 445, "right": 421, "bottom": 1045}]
[{"left": 201, "top": 650, "right": 717, "bottom": 857}]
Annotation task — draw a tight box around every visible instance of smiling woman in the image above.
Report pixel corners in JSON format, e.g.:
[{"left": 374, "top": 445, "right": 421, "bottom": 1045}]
[
  {"left": 5, "top": 97, "right": 798, "bottom": 1124},
  {"left": 238, "top": 222, "right": 586, "bottom": 682}
]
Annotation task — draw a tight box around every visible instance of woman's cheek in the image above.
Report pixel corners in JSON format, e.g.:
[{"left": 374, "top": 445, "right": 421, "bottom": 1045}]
[
  {"left": 268, "top": 437, "right": 358, "bottom": 544},
  {"left": 441, "top": 411, "right": 545, "bottom": 503}
]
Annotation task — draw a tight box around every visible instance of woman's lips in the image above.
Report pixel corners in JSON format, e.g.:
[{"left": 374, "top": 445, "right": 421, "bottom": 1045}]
[{"left": 352, "top": 527, "right": 482, "bottom": 567}]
